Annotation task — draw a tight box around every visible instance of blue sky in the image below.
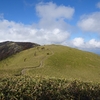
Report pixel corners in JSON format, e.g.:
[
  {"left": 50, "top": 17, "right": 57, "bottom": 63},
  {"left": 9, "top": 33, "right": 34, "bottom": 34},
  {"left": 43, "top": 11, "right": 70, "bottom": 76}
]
[{"left": 0, "top": 0, "right": 100, "bottom": 54}]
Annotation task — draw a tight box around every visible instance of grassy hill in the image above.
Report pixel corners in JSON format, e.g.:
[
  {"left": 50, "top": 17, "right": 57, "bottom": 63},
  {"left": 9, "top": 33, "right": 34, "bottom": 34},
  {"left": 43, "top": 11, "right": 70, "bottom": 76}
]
[{"left": 0, "top": 45, "right": 100, "bottom": 82}]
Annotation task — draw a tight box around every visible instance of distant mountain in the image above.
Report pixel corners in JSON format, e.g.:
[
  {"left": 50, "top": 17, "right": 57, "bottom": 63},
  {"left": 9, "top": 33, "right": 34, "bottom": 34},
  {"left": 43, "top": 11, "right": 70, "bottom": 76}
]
[{"left": 0, "top": 41, "right": 40, "bottom": 60}]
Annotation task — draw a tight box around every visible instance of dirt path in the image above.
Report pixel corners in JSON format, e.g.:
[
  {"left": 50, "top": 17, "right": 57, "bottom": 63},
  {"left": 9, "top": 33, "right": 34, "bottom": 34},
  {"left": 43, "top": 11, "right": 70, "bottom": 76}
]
[{"left": 20, "top": 48, "right": 54, "bottom": 75}]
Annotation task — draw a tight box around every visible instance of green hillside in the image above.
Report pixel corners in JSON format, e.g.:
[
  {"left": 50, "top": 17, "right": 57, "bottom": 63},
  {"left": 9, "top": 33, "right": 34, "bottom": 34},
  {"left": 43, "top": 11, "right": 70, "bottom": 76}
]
[{"left": 0, "top": 45, "right": 100, "bottom": 82}]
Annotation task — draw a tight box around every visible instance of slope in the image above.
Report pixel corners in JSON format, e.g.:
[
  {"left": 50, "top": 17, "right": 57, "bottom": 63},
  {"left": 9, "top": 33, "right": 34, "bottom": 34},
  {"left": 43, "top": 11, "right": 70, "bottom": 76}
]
[
  {"left": 0, "top": 41, "right": 40, "bottom": 60},
  {"left": 0, "top": 45, "right": 100, "bottom": 82}
]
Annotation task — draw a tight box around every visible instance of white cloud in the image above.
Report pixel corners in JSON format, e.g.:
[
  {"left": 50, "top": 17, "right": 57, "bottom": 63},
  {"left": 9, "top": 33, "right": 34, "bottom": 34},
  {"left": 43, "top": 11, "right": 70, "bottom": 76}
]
[
  {"left": 78, "top": 12, "right": 100, "bottom": 34},
  {"left": 68, "top": 37, "right": 100, "bottom": 51},
  {"left": 0, "top": 19, "right": 69, "bottom": 44},
  {"left": 0, "top": 19, "right": 32, "bottom": 42},
  {"left": 36, "top": 2, "right": 74, "bottom": 20},
  {"left": 0, "top": 2, "right": 73, "bottom": 44},
  {"left": 72, "top": 37, "right": 84, "bottom": 47},
  {"left": 96, "top": 2, "right": 100, "bottom": 9},
  {"left": 88, "top": 39, "right": 100, "bottom": 48},
  {"left": 36, "top": 2, "right": 75, "bottom": 30},
  {"left": 71, "top": 38, "right": 100, "bottom": 54}
]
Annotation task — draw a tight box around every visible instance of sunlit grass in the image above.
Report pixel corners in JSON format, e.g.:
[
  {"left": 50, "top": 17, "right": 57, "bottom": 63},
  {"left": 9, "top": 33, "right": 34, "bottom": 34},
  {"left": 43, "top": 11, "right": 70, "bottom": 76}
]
[{"left": 0, "top": 45, "right": 100, "bottom": 82}]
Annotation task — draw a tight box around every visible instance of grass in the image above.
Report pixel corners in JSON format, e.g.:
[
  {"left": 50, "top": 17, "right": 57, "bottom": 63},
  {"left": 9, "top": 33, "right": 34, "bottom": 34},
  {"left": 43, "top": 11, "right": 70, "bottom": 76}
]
[{"left": 0, "top": 45, "right": 100, "bottom": 82}]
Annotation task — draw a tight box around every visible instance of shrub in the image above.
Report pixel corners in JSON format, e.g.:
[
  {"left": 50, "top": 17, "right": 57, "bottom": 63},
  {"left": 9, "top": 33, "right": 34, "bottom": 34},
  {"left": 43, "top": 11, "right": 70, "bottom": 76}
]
[{"left": 0, "top": 76, "right": 100, "bottom": 100}]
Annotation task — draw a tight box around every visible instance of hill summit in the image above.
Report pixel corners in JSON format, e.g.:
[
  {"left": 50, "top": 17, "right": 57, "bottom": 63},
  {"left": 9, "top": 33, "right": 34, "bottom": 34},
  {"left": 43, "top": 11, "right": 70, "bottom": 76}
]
[{"left": 0, "top": 41, "right": 40, "bottom": 60}]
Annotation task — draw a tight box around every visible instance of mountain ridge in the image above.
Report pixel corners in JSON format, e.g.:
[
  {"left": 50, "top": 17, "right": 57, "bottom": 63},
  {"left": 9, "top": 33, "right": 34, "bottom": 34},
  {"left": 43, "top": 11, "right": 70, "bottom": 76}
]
[{"left": 0, "top": 41, "right": 40, "bottom": 61}]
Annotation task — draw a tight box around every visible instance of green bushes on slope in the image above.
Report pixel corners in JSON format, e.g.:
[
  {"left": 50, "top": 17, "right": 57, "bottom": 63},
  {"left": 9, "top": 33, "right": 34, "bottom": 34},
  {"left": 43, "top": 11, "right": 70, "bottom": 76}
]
[{"left": 0, "top": 76, "right": 100, "bottom": 100}]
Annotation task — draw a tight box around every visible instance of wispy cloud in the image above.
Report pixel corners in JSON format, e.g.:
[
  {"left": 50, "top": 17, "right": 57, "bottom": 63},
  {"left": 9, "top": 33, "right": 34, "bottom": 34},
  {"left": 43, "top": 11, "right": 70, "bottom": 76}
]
[
  {"left": 0, "top": 13, "right": 4, "bottom": 19},
  {"left": 96, "top": 2, "right": 100, "bottom": 9},
  {"left": 23, "top": 0, "right": 35, "bottom": 7}
]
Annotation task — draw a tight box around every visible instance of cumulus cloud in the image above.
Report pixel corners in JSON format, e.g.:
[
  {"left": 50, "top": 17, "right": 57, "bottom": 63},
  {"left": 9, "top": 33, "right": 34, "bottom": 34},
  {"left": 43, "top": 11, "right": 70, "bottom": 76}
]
[
  {"left": 77, "top": 10, "right": 100, "bottom": 54},
  {"left": 69, "top": 37, "right": 100, "bottom": 52},
  {"left": 60, "top": 37, "right": 99, "bottom": 54},
  {"left": 77, "top": 12, "right": 100, "bottom": 34},
  {"left": 88, "top": 39, "right": 100, "bottom": 48},
  {"left": 36, "top": 2, "right": 74, "bottom": 20},
  {"left": 0, "top": 19, "right": 69, "bottom": 44},
  {"left": 72, "top": 37, "right": 84, "bottom": 47},
  {"left": 0, "top": 2, "right": 73, "bottom": 44},
  {"left": 36, "top": 2, "right": 75, "bottom": 30},
  {"left": 0, "top": 19, "right": 33, "bottom": 42},
  {"left": 96, "top": 2, "right": 100, "bottom": 9}
]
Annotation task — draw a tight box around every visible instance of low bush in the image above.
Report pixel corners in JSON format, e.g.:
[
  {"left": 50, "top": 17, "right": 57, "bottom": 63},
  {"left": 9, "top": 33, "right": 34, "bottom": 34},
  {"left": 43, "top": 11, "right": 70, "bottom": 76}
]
[{"left": 0, "top": 76, "right": 100, "bottom": 100}]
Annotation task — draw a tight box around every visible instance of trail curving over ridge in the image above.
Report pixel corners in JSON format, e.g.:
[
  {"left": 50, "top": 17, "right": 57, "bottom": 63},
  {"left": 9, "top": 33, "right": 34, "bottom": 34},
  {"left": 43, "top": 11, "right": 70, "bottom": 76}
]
[{"left": 19, "top": 48, "right": 54, "bottom": 75}]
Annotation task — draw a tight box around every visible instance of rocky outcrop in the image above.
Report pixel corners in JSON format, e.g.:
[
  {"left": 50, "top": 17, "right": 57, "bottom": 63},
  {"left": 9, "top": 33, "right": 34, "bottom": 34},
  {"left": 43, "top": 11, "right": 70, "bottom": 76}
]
[{"left": 0, "top": 41, "right": 40, "bottom": 60}]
